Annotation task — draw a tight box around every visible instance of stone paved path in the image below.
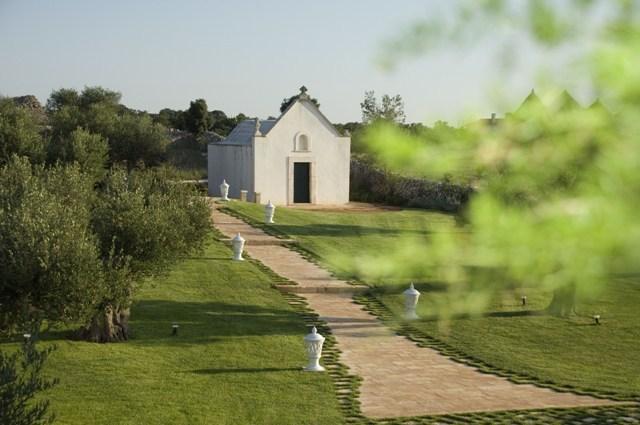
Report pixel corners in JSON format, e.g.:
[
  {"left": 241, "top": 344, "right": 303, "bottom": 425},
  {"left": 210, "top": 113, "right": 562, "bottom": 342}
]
[{"left": 210, "top": 201, "right": 617, "bottom": 418}]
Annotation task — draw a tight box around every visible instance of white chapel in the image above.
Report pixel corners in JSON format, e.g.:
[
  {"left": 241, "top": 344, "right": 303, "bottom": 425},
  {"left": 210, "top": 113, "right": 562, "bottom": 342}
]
[{"left": 207, "top": 87, "right": 351, "bottom": 205}]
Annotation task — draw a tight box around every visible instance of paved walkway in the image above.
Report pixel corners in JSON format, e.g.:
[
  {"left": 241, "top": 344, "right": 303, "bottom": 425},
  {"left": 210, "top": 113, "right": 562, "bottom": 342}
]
[
  {"left": 210, "top": 201, "right": 616, "bottom": 419},
  {"left": 212, "top": 204, "right": 360, "bottom": 293}
]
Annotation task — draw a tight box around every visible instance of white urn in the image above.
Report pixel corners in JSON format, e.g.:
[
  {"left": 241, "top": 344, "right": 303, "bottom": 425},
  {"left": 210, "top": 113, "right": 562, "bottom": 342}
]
[
  {"left": 219, "top": 179, "right": 230, "bottom": 201},
  {"left": 303, "top": 326, "right": 326, "bottom": 372},
  {"left": 264, "top": 200, "right": 276, "bottom": 224},
  {"left": 403, "top": 283, "right": 421, "bottom": 320},
  {"left": 231, "top": 232, "right": 245, "bottom": 261}
]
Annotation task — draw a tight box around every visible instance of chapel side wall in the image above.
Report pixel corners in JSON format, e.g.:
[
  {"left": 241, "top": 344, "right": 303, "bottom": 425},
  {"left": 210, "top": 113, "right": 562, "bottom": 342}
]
[
  {"left": 253, "top": 136, "right": 288, "bottom": 204},
  {"left": 207, "top": 144, "right": 254, "bottom": 200}
]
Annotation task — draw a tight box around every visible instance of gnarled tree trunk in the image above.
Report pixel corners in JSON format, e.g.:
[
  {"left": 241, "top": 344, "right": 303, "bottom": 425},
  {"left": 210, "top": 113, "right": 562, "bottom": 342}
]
[
  {"left": 80, "top": 305, "right": 130, "bottom": 343},
  {"left": 547, "top": 284, "right": 576, "bottom": 317}
]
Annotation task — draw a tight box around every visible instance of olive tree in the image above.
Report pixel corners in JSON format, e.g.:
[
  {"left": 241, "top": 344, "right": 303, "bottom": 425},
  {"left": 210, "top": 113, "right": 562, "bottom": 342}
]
[
  {"left": 82, "top": 167, "right": 211, "bottom": 342},
  {"left": 0, "top": 157, "right": 104, "bottom": 333}
]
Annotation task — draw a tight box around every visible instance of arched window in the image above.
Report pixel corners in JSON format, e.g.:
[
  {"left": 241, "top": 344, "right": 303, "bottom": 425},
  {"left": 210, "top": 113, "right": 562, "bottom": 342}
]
[{"left": 295, "top": 133, "right": 311, "bottom": 152}]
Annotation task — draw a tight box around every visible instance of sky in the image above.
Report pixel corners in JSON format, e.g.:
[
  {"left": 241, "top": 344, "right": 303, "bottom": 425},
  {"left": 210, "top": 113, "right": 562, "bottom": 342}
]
[{"left": 0, "top": 1, "right": 595, "bottom": 125}]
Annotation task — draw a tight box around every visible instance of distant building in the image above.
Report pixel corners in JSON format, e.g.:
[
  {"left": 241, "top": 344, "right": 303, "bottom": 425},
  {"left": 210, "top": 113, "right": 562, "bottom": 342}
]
[
  {"left": 207, "top": 87, "right": 351, "bottom": 205},
  {"left": 469, "top": 89, "right": 607, "bottom": 128}
]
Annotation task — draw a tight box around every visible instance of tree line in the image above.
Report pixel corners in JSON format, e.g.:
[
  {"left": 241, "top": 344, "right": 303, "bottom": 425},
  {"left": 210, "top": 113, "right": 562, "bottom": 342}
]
[{"left": 154, "top": 99, "right": 248, "bottom": 139}]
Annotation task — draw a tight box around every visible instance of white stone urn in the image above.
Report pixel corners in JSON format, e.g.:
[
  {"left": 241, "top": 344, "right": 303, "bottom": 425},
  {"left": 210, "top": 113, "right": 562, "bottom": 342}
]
[
  {"left": 264, "top": 200, "right": 275, "bottom": 224},
  {"left": 403, "top": 283, "right": 421, "bottom": 320},
  {"left": 303, "top": 326, "right": 326, "bottom": 372},
  {"left": 231, "top": 232, "right": 245, "bottom": 261},
  {"left": 219, "top": 179, "right": 230, "bottom": 201}
]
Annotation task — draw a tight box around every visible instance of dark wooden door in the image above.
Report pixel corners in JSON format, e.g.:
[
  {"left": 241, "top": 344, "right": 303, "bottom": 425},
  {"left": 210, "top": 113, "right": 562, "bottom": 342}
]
[{"left": 293, "top": 162, "right": 310, "bottom": 203}]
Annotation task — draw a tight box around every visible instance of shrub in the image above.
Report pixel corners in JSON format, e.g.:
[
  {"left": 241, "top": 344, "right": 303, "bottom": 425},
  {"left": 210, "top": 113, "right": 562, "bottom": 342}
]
[{"left": 0, "top": 339, "right": 58, "bottom": 425}]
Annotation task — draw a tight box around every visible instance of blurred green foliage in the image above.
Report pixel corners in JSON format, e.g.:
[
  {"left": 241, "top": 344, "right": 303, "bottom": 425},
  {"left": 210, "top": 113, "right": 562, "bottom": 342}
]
[{"left": 365, "top": 0, "right": 640, "bottom": 316}]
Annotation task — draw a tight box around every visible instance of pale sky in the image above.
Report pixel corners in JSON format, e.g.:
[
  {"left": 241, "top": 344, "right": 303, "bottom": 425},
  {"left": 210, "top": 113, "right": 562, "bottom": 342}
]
[{"left": 0, "top": 1, "right": 595, "bottom": 125}]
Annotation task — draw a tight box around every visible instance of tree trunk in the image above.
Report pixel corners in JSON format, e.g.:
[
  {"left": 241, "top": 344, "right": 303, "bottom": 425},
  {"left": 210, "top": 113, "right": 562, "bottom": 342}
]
[
  {"left": 547, "top": 284, "right": 576, "bottom": 317},
  {"left": 80, "top": 305, "right": 130, "bottom": 343}
]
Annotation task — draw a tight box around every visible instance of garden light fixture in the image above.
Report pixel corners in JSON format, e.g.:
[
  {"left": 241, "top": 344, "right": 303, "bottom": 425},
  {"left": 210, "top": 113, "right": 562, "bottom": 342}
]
[
  {"left": 172, "top": 324, "right": 179, "bottom": 336},
  {"left": 219, "top": 179, "right": 230, "bottom": 201},
  {"left": 303, "top": 326, "right": 326, "bottom": 372},
  {"left": 232, "top": 233, "right": 245, "bottom": 261},
  {"left": 403, "top": 283, "right": 421, "bottom": 320},
  {"left": 265, "top": 200, "right": 276, "bottom": 224}
]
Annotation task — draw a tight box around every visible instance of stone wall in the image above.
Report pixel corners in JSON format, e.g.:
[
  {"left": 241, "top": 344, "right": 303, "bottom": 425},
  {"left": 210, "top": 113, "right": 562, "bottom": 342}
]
[{"left": 350, "top": 157, "right": 472, "bottom": 212}]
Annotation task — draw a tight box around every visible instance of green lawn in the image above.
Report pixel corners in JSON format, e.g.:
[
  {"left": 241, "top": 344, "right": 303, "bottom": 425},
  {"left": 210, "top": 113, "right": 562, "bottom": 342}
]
[
  {"left": 1, "top": 238, "right": 343, "bottom": 425},
  {"left": 226, "top": 200, "right": 454, "bottom": 284},
  {"left": 225, "top": 201, "right": 640, "bottom": 399}
]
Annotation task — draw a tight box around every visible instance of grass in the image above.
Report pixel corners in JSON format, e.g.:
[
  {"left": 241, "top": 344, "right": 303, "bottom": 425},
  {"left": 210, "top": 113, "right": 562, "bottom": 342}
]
[
  {"left": 1, "top": 238, "right": 344, "bottom": 425},
  {"left": 374, "top": 278, "right": 640, "bottom": 399},
  {"left": 224, "top": 201, "right": 640, "bottom": 400},
  {"left": 225, "top": 200, "right": 453, "bottom": 283}
]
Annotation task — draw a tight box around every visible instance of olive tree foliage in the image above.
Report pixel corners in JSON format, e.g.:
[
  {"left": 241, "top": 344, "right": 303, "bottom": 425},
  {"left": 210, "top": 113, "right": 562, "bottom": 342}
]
[
  {"left": 46, "top": 128, "right": 108, "bottom": 182},
  {"left": 47, "top": 86, "right": 168, "bottom": 167},
  {"left": 360, "top": 91, "right": 406, "bottom": 124},
  {"left": 107, "top": 113, "right": 168, "bottom": 167},
  {"left": 0, "top": 340, "right": 58, "bottom": 425},
  {"left": 82, "top": 167, "right": 212, "bottom": 342},
  {"left": 357, "top": 0, "right": 640, "bottom": 317},
  {"left": 0, "top": 156, "right": 211, "bottom": 342},
  {"left": 0, "top": 157, "right": 104, "bottom": 333},
  {"left": 0, "top": 90, "right": 212, "bottom": 343},
  {"left": 0, "top": 99, "right": 46, "bottom": 165}
]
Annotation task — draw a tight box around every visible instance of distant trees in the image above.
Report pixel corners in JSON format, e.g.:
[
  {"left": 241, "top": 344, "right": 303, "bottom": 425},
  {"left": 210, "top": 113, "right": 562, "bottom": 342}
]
[
  {"left": 280, "top": 87, "right": 320, "bottom": 113},
  {"left": 184, "top": 98, "right": 210, "bottom": 137},
  {"left": 46, "top": 128, "right": 108, "bottom": 182},
  {"left": 156, "top": 108, "right": 185, "bottom": 129},
  {"left": 360, "top": 91, "right": 406, "bottom": 124},
  {"left": 208, "top": 110, "right": 240, "bottom": 136},
  {"left": 107, "top": 113, "right": 168, "bottom": 166},
  {"left": 154, "top": 104, "right": 245, "bottom": 137},
  {"left": 0, "top": 99, "right": 47, "bottom": 165},
  {"left": 45, "top": 88, "right": 80, "bottom": 112},
  {"left": 47, "top": 86, "right": 169, "bottom": 167}
]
